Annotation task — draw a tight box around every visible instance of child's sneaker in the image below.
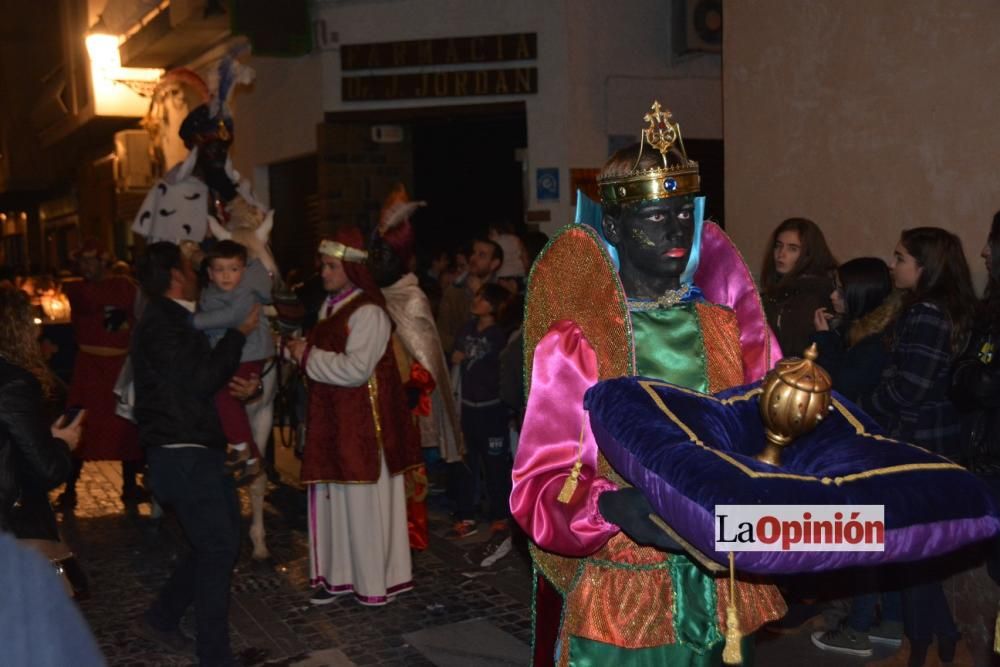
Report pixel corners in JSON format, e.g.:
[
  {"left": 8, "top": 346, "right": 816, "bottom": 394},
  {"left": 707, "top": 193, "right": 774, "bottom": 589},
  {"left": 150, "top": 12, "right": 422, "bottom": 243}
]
[
  {"left": 445, "top": 520, "right": 479, "bottom": 539},
  {"left": 810, "top": 626, "right": 873, "bottom": 657},
  {"left": 471, "top": 521, "right": 513, "bottom": 567},
  {"left": 224, "top": 444, "right": 250, "bottom": 470}
]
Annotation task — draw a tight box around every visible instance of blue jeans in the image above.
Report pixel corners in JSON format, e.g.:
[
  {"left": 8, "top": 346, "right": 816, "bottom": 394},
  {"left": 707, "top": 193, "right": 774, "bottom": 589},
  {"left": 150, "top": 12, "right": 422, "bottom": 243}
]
[
  {"left": 146, "top": 446, "right": 240, "bottom": 666},
  {"left": 847, "top": 591, "right": 902, "bottom": 632},
  {"left": 901, "top": 580, "right": 959, "bottom": 646}
]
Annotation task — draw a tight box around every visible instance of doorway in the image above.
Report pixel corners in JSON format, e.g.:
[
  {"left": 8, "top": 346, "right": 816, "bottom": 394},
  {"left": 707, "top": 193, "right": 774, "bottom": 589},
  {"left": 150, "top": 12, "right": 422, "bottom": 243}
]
[
  {"left": 319, "top": 102, "right": 527, "bottom": 258},
  {"left": 411, "top": 105, "right": 527, "bottom": 253},
  {"left": 269, "top": 153, "right": 318, "bottom": 276}
]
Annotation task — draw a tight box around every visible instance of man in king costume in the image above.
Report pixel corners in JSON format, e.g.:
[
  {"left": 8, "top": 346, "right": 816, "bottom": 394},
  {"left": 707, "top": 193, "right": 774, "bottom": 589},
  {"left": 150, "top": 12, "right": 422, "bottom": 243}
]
[
  {"left": 287, "top": 228, "right": 421, "bottom": 606},
  {"left": 369, "top": 185, "right": 463, "bottom": 550},
  {"left": 511, "top": 102, "right": 787, "bottom": 665}
]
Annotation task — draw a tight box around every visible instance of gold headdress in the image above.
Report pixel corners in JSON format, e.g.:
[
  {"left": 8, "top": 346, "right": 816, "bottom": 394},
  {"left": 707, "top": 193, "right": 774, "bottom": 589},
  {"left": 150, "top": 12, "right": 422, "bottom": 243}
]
[
  {"left": 597, "top": 101, "right": 700, "bottom": 207},
  {"left": 318, "top": 239, "right": 368, "bottom": 263}
]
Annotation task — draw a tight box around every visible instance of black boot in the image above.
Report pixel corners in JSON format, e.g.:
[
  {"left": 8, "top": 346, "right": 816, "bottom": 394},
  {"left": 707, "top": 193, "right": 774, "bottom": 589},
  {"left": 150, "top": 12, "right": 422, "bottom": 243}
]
[
  {"left": 937, "top": 632, "right": 961, "bottom": 663},
  {"left": 55, "top": 460, "right": 83, "bottom": 510},
  {"left": 61, "top": 555, "right": 90, "bottom": 600},
  {"left": 120, "top": 460, "right": 151, "bottom": 503}
]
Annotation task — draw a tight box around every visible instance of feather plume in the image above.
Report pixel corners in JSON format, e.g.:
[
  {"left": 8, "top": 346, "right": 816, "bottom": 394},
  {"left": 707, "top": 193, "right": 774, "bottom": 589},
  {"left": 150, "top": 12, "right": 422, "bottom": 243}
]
[
  {"left": 209, "top": 45, "right": 254, "bottom": 119},
  {"left": 380, "top": 201, "right": 426, "bottom": 234}
]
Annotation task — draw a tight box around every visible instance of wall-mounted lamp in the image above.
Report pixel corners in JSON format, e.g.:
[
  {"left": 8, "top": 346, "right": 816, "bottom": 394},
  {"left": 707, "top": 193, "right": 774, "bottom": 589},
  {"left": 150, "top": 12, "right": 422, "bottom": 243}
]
[{"left": 85, "top": 15, "right": 163, "bottom": 117}]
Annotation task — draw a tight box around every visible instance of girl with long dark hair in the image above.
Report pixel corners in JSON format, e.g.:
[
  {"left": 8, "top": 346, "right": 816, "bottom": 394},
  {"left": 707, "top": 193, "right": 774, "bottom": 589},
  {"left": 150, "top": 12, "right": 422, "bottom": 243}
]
[
  {"left": 861, "top": 227, "right": 976, "bottom": 454},
  {"left": 761, "top": 217, "right": 838, "bottom": 357},
  {"left": 811, "top": 257, "right": 900, "bottom": 402},
  {"left": 860, "top": 227, "right": 976, "bottom": 666},
  {"left": 952, "top": 211, "right": 1000, "bottom": 472},
  {"left": 810, "top": 258, "right": 905, "bottom": 658},
  {"left": 0, "top": 286, "right": 82, "bottom": 533}
]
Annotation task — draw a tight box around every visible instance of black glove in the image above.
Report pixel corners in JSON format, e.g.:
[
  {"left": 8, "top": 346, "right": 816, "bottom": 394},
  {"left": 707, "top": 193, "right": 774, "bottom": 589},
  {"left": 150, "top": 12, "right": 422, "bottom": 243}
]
[
  {"left": 597, "top": 487, "right": 684, "bottom": 553},
  {"left": 405, "top": 386, "right": 422, "bottom": 411},
  {"left": 103, "top": 306, "right": 128, "bottom": 332}
]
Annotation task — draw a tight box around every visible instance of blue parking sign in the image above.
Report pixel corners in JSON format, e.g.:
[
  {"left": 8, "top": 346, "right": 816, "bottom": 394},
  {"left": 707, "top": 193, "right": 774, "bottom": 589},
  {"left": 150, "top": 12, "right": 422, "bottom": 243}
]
[{"left": 537, "top": 168, "right": 559, "bottom": 201}]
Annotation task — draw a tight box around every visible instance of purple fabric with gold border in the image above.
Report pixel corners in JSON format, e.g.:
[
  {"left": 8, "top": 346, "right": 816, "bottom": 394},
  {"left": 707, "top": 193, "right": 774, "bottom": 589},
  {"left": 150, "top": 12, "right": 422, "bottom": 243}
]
[{"left": 585, "top": 377, "right": 1000, "bottom": 573}]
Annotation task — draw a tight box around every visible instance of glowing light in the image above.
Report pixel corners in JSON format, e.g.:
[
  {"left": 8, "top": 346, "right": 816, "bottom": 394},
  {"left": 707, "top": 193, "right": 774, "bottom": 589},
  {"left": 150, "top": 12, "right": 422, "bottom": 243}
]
[
  {"left": 85, "top": 32, "right": 162, "bottom": 117},
  {"left": 39, "top": 291, "right": 71, "bottom": 322}
]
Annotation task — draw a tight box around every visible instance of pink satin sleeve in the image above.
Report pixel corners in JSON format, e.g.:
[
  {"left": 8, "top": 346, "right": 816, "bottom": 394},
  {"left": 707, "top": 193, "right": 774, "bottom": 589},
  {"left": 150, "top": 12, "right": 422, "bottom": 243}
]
[
  {"left": 510, "top": 320, "right": 620, "bottom": 557},
  {"left": 695, "top": 221, "right": 783, "bottom": 381}
]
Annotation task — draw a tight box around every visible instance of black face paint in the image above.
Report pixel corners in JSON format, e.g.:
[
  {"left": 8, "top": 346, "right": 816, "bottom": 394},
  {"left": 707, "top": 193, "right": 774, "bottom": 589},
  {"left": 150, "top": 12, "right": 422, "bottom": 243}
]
[
  {"left": 368, "top": 237, "right": 404, "bottom": 288},
  {"left": 605, "top": 195, "right": 695, "bottom": 298}
]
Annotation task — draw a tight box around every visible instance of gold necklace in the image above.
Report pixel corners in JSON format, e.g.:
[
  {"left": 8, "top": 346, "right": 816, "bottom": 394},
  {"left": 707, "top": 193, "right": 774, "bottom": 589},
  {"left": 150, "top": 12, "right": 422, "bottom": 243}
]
[{"left": 629, "top": 285, "right": 691, "bottom": 310}]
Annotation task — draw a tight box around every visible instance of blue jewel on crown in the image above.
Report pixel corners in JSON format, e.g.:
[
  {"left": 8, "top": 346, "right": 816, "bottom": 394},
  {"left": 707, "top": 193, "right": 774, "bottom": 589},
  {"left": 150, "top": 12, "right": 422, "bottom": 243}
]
[{"left": 664, "top": 177, "right": 678, "bottom": 192}]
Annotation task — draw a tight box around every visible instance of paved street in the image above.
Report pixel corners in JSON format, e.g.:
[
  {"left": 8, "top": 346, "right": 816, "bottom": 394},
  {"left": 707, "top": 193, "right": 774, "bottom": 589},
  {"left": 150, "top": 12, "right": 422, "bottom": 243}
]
[
  {"left": 56, "top": 459, "right": 986, "bottom": 666},
  {"left": 59, "top": 458, "right": 533, "bottom": 666}
]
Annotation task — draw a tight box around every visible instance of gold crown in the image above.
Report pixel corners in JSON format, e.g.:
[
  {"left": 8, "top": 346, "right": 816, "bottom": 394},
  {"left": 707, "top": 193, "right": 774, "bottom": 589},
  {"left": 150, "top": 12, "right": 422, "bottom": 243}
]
[
  {"left": 319, "top": 239, "right": 368, "bottom": 263},
  {"left": 597, "top": 101, "right": 700, "bottom": 207}
]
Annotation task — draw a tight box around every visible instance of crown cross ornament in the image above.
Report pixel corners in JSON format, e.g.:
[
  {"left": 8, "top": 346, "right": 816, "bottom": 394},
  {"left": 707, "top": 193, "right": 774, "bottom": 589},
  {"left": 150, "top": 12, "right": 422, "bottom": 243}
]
[
  {"left": 597, "top": 100, "right": 700, "bottom": 207},
  {"left": 643, "top": 101, "right": 679, "bottom": 158}
]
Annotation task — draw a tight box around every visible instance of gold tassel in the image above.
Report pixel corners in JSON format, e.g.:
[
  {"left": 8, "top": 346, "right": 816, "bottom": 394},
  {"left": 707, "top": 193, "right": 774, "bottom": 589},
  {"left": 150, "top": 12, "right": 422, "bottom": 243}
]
[
  {"left": 722, "top": 551, "right": 743, "bottom": 665},
  {"left": 557, "top": 460, "right": 583, "bottom": 503},
  {"left": 993, "top": 607, "right": 1000, "bottom": 654},
  {"left": 557, "top": 423, "right": 587, "bottom": 504}
]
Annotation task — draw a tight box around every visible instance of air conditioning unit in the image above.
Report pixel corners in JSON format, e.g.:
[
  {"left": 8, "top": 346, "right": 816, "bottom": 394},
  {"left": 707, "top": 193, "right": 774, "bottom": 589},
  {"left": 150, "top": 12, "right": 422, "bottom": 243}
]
[
  {"left": 673, "top": 0, "right": 722, "bottom": 56},
  {"left": 114, "top": 129, "right": 155, "bottom": 192}
]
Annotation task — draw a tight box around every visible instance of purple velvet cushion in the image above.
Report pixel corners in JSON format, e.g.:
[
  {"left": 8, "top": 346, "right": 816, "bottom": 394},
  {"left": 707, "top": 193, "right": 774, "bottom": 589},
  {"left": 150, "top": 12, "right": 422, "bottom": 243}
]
[{"left": 585, "top": 377, "right": 1000, "bottom": 574}]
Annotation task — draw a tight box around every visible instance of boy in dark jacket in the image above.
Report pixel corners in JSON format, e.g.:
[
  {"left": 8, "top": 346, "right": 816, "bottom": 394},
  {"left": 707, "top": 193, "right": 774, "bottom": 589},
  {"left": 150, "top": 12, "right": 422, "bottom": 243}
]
[{"left": 448, "top": 284, "right": 514, "bottom": 566}]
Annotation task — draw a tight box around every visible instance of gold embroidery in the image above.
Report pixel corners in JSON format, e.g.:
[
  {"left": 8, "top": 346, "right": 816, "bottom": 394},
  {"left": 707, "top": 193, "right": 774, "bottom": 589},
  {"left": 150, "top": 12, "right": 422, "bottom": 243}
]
[
  {"left": 636, "top": 380, "right": 966, "bottom": 484},
  {"left": 301, "top": 462, "right": 424, "bottom": 486},
  {"left": 368, "top": 375, "right": 383, "bottom": 474},
  {"left": 78, "top": 344, "right": 129, "bottom": 357},
  {"left": 695, "top": 303, "right": 745, "bottom": 393},
  {"left": 524, "top": 226, "right": 634, "bottom": 397}
]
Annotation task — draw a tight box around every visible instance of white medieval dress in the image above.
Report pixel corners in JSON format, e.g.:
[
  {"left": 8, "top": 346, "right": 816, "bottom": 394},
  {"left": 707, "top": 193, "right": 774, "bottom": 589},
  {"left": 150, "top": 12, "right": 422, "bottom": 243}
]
[{"left": 304, "top": 291, "right": 413, "bottom": 605}]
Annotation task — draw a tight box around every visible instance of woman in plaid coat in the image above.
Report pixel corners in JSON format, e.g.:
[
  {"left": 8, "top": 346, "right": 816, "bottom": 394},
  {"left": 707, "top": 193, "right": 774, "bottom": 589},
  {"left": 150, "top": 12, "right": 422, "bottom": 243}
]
[{"left": 860, "top": 226, "right": 976, "bottom": 667}]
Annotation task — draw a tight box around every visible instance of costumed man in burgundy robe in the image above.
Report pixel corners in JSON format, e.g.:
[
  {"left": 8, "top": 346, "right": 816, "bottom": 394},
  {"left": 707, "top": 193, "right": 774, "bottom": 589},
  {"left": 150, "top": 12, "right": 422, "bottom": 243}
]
[
  {"left": 286, "top": 227, "right": 422, "bottom": 606},
  {"left": 370, "top": 185, "right": 463, "bottom": 551},
  {"left": 58, "top": 239, "right": 143, "bottom": 509}
]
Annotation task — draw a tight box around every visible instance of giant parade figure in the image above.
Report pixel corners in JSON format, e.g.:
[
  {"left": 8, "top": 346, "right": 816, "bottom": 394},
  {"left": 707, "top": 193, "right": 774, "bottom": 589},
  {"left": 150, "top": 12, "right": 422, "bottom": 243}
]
[
  {"left": 511, "top": 101, "right": 786, "bottom": 666},
  {"left": 129, "top": 52, "right": 281, "bottom": 561}
]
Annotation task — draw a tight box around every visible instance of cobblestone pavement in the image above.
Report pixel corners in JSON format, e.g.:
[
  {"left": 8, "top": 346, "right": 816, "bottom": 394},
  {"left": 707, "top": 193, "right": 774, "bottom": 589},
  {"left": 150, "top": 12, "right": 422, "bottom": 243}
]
[
  {"left": 58, "top": 460, "right": 533, "bottom": 666},
  {"left": 56, "top": 461, "right": 991, "bottom": 666}
]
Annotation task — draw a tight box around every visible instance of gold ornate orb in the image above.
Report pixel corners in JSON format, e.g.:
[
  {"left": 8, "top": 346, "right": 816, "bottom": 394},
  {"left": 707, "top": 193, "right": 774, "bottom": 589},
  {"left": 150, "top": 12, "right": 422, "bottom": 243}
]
[{"left": 756, "top": 343, "right": 833, "bottom": 466}]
